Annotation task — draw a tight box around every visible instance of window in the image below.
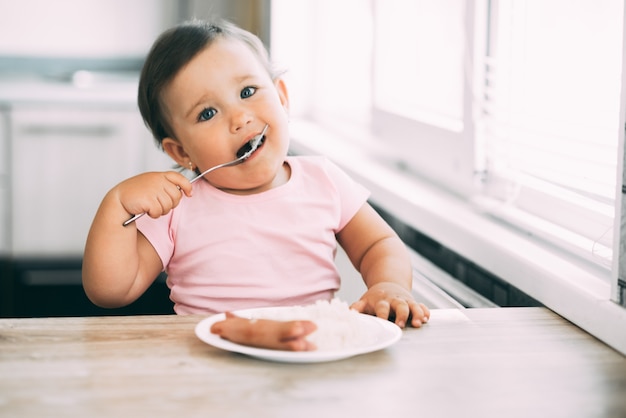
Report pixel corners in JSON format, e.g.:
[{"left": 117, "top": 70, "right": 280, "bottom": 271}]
[
  {"left": 371, "top": 0, "right": 477, "bottom": 195},
  {"left": 373, "top": 0, "right": 465, "bottom": 129},
  {"left": 478, "top": 0, "right": 623, "bottom": 268},
  {"left": 272, "top": 0, "right": 624, "bottom": 274}
]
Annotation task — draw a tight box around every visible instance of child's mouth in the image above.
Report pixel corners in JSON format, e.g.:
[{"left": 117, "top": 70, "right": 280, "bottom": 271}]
[{"left": 236, "top": 135, "right": 266, "bottom": 159}]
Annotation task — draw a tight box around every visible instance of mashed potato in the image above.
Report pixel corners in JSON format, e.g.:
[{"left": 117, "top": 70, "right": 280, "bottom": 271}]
[{"left": 249, "top": 299, "right": 377, "bottom": 351}]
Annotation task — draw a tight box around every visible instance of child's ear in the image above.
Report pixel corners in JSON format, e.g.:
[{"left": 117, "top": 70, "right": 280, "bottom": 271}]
[
  {"left": 162, "top": 137, "right": 191, "bottom": 168},
  {"left": 275, "top": 78, "right": 290, "bottom": 114}
]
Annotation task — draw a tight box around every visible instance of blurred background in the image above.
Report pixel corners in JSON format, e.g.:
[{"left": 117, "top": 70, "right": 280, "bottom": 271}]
[
  {"left": 0, "top": 0, "right": 269, "bottom": 317},
  {"left": 0, "top": 0, "right": 624, "bottom": 347}
]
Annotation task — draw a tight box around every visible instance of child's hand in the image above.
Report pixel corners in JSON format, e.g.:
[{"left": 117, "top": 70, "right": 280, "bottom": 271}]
[
  {"left": 115, "top": 171, "right": 192, "bottom": 220},
  {"left": 351, "top": 282, "right": 430, "bottom": 328},
  {"left": 210, "top": 312, "right": 318, "bottom": 351}
]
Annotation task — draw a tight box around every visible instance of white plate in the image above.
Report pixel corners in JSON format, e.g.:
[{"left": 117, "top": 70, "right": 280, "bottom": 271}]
[{"left": 194, "top": 307, "right": 402, "bottom": 363}]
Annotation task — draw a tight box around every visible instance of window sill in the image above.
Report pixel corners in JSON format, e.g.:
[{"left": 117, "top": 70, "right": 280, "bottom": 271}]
[{"left": 289, "top": 118, "right": 626, "bottom": 355}]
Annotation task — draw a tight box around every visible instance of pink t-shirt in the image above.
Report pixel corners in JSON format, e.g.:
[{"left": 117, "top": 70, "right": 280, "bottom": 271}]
[{"left": 136, "top": 156, "right": 370, "bottom": 314}]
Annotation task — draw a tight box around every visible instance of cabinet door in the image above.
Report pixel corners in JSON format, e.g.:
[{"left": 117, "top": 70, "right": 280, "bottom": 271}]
[
  {"left": 0, "top": 109, "right": 8, "bottom": 254},
  {"left": 10, "top": 105, "right": 146, "bottom": 255}
]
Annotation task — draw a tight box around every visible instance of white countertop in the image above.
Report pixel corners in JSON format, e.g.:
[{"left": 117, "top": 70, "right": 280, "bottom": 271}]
[{"left": 0, "top": 74, "right": 138, "bottom": 107}]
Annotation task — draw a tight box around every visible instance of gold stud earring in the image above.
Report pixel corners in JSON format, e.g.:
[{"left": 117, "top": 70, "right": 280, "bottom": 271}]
[{"left": 188, "top": 161, "right": 194, "bottom": 171}]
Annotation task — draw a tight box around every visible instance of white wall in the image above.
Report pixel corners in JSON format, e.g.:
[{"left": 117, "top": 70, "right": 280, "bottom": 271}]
[{"left": 0, "top": 0, "right": 179, "bottom": 58}]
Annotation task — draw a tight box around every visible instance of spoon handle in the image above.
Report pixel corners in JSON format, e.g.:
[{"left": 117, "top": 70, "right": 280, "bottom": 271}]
[{"left": 122, "top": 213, "right": 144, "bottom": 226}]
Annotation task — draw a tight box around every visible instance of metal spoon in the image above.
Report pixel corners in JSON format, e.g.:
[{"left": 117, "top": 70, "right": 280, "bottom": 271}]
[{"left": 122, "top": 124, "right": 268, "bottom": 226}]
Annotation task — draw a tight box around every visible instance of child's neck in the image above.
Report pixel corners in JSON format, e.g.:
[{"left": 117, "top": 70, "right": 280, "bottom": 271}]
[{"left": 219, "top": 160, "right": 291, "bottom": 196}]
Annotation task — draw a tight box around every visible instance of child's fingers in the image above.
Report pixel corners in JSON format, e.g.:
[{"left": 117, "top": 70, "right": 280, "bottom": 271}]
[
  {"left": 374, "top": 299, "right": 392, "bottom": 321},
  {"left": 390, "top": 299, "right": 410, "bottom": 328},
  {"left": 349, "top": 299, "right": 367, "bottom": 313},
  {"left": 408, "top": 302, "right": 430, "bottom": 328},
  {"left": 145, "top": 173, "right": 191, "bottom": 218},
  {"left": 387, "top": 299, "right": 430, "bottom": 328},
  {"left": 164, "top": 171, "right": 193, "bottom": 197},
  {"left": 120, "top": 171, "right": 192, "bottom": 219}
]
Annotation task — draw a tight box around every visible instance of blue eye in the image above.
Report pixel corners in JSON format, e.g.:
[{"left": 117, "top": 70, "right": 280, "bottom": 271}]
[
  {"left": 241, "top": 86, "right": 257, "bottom": 99},
  {"left": 198, "top": 107, "right": 216, "bottom": 122}
]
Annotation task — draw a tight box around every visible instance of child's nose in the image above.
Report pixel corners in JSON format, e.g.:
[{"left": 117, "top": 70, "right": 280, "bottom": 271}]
[{"left": 228, "top": 107, "right": 254, "bottom": 133}]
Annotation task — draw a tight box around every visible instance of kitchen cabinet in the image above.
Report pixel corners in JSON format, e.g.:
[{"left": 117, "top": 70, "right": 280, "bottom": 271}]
[
  {"left": 0, "top": 107, "right": 8, "bottom": 254},
  {"left": 0, "top": 92, "right": 175, "bottom": 317},
  {"left": 10, "top": 104, "right": 150, "bottom": 255},
  {"left": 0, "top": 0, "right": 187, "bottom": 317},
  {"left": 0, "top": 258, "right": 173, "bottom": 317}
]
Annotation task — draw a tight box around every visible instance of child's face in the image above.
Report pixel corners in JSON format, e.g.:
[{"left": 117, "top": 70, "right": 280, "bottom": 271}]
[{"left": 161, "top": 38, "right": 290, "bottom": 194}]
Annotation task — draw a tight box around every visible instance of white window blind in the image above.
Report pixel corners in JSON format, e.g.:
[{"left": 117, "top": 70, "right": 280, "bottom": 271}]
[
  {"left": 477, "top": 0, "right": 624, "bottom": 267},
  {"left": 271, "top": 0, "right": 625, "bottom": 270}
]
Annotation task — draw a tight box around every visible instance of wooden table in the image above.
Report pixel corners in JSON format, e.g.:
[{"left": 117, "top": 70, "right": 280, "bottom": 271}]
[{"left": 1, "top": 308, "right": 624, "bottom": 418}]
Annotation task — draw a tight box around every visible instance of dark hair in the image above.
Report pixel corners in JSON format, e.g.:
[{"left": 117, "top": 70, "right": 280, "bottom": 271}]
[{"left": 137, "top": 19, "right": 279, "bottom": 147}]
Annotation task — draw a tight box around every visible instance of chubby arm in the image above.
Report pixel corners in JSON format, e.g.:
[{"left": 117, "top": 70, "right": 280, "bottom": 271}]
[
  {"left": 82, "top": 171, "right": 192, "bottom": 308},
  {"left": 336, "top": 203, "right": 430, "bottom": 328}
]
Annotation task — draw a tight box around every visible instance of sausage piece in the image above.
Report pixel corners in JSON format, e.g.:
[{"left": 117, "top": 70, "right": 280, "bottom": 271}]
[{"left": 210, "top": 312, "right": 318, "bottom": 351}]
